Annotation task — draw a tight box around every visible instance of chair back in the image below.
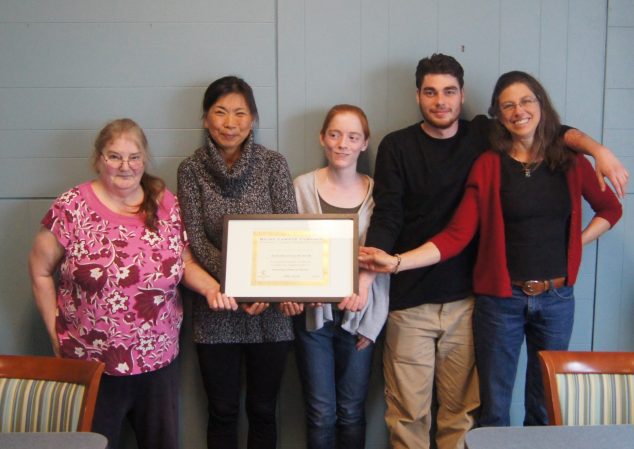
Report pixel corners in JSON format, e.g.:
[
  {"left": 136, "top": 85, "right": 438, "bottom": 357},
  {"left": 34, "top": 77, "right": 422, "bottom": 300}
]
[
  {"left": 538, "top": 350, "right": 634, "bottom": 426},
  {"left": 0, "top": 355, "right": 104, "bottom": 432}
]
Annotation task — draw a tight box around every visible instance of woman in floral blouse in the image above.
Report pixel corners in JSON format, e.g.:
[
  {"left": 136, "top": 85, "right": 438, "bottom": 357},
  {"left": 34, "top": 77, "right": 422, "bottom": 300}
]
[{"left": 29, "top": 118, "right": 222, "bottom": 449}]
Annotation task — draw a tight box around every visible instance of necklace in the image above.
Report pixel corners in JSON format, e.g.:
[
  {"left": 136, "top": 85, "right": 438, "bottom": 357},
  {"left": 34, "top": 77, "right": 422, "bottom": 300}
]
[
  {"left": 519, "top": 160, "right": 541, "bottom": 178},
  {"left": 509, "top": 146, "right": 541, "bottom": 177}
]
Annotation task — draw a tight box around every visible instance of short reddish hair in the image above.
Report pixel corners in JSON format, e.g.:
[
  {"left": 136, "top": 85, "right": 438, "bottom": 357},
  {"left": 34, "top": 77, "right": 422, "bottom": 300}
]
[{"left": 320, "top": 104, "right": 370, "bottom": 140}]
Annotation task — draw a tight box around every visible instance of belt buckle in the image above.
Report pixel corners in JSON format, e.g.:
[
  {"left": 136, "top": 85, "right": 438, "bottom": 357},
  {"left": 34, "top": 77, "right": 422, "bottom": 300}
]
[{"left": 522, "top": 280, "right": 543, "bottom": 296}]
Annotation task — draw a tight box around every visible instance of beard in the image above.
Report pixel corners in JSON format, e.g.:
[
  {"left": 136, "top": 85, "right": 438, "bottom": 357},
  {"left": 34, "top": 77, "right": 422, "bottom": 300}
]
[{"left": 420, "top": 107, "right": 460, "bottom": 130}]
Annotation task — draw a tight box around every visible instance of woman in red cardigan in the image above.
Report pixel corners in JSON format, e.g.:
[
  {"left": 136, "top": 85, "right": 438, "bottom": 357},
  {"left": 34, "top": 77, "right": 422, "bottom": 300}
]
[{"left": 360, "top": 71, "right": 622, "bottom": 427}]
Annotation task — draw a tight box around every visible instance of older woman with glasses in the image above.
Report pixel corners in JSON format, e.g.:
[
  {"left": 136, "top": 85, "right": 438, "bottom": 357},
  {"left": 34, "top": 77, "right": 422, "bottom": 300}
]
[
  {"left": 29, "top": 118, "right": 222, "bottom": 449},
  {"left": 360, "top": 71, "right": 622, "bottom": 427}
]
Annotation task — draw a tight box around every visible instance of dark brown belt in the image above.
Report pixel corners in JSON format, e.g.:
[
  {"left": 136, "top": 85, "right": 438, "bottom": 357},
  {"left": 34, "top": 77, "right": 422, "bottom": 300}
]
[{"left": 511, "top": 277, "right": 566, "bottom": 296}]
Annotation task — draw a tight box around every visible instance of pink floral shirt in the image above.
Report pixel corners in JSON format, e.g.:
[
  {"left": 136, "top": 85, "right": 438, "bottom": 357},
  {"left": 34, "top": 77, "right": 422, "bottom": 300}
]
[{"left": 42, "top": 182, "right": 186, "bottom": 376}]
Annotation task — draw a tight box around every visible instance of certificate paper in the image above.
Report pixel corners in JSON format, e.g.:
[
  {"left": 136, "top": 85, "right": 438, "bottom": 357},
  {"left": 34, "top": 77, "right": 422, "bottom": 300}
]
[
  {"left": 252, "top": 231, "right": 329, "bottom": 286},
  {"left": 222, "top": 214, "right": 358, "bottom": 301}
]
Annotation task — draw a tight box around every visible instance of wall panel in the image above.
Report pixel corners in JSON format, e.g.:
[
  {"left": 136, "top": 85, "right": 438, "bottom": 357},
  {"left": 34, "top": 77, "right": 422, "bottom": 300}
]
[
  {"left": 0, "top": 87, "right": 276, "bottom": 131},
  {"left": 0, "top": 0, "right": 274, "bottom": 23},
  {"left": 303, "top": 0, "right": 364, "bottom": 171},
  {"left": 385, "top": 0, "right": 438, "bottom": 133},
  {"left": 565, "top": 0, "right": 607, "bottom": 138},
  {"left": 499, "top": 1, "right": 540, "bottom": 75},
  {"left": 604, "top": 89, "right": 634, "bottom": 130},
  {"left": 359, "top": 0, "right": 390, "bottom": 168},
  {"left": 594, "top": 0, "right": 634, "bottom": 351},
  {"left": 438, "top": 0, "right": 499, "bottom": 116},
  {"left": 606, "top": 27, "right": 634, "bottom": 89},
  {"left": 539, "top": 0, "right": 569, "bottom": 113},
  {"left": 594, "top": 200, "right": 633, "bottom": 350},
  {"left": 0, "top": 200, "right": 51, "bottom": 355},
  {"left": 608, "top": 0, "right": 634, "bottom": 27},
  {"left": 277, "top": 0, "right": 307, "bottom": 173},
  {"left": 0, "top": 23, "right": 275, "bottom": 88}
]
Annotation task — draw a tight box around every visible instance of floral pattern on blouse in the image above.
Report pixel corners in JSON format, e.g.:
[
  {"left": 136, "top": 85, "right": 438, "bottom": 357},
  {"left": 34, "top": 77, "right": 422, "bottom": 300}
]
[{"left": 43, "top": 182, "right": 185, "bottom": 376}]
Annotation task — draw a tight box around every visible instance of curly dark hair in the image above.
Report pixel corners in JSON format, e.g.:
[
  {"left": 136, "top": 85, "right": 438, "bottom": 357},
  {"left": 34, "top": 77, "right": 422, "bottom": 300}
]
[{"left": 415, "top": 53, "right": 464, "bottom": 89}]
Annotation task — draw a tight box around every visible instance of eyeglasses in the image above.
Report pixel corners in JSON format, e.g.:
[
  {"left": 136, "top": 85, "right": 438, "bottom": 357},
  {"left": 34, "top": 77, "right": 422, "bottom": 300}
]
[
  {"left": 102, "top": 153, "right": 144, "bottom": 169},
  {"left": 500, "top": 97, "right": 539, "bottom": 113}
]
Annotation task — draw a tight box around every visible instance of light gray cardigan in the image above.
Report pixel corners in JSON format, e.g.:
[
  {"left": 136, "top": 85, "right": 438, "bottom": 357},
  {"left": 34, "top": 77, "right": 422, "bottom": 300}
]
[{"left": 293, "top": 170, "right": 389, "bottom": 342}]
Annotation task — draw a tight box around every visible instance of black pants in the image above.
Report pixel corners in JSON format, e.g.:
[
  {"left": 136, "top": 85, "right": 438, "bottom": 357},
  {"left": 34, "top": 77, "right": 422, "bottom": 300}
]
[
  {"left": 92, "top": 360, "right": 179, "bottom": 449},
  {"left": 197, "top": 341, "right": 292, "bottom": 449}
]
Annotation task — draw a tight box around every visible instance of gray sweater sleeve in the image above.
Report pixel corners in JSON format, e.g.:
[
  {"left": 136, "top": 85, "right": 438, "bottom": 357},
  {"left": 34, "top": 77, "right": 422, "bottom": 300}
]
[{"left": 177, "top": 159, "right": 222, "bottom": 278}]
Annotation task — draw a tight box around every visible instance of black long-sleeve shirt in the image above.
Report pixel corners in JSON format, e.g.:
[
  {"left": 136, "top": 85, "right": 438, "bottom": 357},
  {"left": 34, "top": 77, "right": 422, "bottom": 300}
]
[{"left": 365, "top": 116, "right": 491, "bottom": 310}]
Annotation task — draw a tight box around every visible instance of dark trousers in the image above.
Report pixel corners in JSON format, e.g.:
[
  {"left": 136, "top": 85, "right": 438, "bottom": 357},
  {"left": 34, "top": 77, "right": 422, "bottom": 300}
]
[
  {"left": 92, "top": 360, "right": 179, "bottom": 449},
  {"left": 197, "top": 341, "right": 292, "bottom": 449}
]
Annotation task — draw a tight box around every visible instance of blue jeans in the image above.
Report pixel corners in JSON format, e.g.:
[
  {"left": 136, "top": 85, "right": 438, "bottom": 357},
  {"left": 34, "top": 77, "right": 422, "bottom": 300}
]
[
  {"left": 474, "top": 286, "right": 575, "bottom": 427},
  {"left": 294, "top": 312, "right": 374, "bottom": 449}
]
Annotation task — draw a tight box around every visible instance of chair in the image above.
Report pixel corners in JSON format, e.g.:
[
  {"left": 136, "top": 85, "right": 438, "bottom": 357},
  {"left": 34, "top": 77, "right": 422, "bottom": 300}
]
[
  {"left": 0, "top": 354, "right": 104, "bottom": 432},
  {"left": 538, "top": 350, "right": 634, "bottom": 426}
]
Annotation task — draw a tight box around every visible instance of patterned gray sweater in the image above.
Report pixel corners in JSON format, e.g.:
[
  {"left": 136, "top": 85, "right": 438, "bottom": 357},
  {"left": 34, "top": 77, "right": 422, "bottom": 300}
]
[{"left": 177, "top": 134, "right": 297, "bottom": 344}]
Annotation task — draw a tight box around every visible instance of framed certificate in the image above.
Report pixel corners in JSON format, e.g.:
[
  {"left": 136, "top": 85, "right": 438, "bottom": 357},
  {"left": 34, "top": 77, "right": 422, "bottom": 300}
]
[{"left": 221, "top": 214, "right": 358, "bottom": 302}]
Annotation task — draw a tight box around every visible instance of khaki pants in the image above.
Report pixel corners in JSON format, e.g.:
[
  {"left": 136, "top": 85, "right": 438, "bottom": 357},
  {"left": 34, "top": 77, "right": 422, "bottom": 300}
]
[{"left": 383, "top": 297, "right": 479, "bottom": 449}]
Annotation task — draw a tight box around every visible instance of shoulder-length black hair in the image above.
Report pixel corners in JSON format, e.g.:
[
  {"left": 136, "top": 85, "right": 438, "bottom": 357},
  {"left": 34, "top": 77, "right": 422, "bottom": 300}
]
[{"left": 202, "top": 75, "right": 259, "bottom": 124}]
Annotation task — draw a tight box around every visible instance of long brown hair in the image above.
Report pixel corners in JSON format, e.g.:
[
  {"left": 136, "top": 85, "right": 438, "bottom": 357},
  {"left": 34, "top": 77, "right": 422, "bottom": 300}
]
[
  {"left": 93, "top": 118, "right": 165, "bottom": 230},
  {"left": 488, "top": 71, "right": 575, "bottom": 171}
]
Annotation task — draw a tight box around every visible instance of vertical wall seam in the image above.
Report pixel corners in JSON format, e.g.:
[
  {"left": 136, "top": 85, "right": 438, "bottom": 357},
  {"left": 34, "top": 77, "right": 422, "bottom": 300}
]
[
  {"left": 275, "top": 0, "right": 280, "bottom": 153},
  {"left": 591, "top": 0, "right": 611, "bottom": 351},
  {"left": 359, "top": 0, "right": 363, "bottom": 106},
  {"left": 538, "top": 0, "right": 542, "bottom": 76},
  {"left": 599, "top": 0, "right": 609, "bottom": 145},
  {"left": 498, "top": 0, "right": 502, "bottom": 77},
  {"left": 386, "top": 0, "right": 392, "bottom": 136},
  {"left": 304, "top": 0, "right": 307, "bottom": 172},
  {"left": 436, "top": 0, "right": 440, "bottom": 53},
  {"left": 564, "top": 0, "right": 570, "bottom": 119}
]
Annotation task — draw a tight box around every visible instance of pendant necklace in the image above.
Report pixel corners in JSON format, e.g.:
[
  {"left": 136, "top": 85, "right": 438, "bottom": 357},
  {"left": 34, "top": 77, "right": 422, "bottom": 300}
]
[
  {"left": 520, "top": 160, "right": 541, "bottom": 178},
  {"left": 511, "top": 146, "right": 541, "bottom": 178}
]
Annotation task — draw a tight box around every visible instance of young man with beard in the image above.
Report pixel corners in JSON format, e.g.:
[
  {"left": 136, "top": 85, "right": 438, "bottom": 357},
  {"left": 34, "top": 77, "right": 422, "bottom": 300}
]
[{"left": 364, "top": 53, "right": 627, "bottom": 449}]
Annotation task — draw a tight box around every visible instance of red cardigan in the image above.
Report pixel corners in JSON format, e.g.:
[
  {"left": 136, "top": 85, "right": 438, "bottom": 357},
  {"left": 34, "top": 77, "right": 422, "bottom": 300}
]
[{"left": 429, "top": 151, "right": 622, "bottom": 297}]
